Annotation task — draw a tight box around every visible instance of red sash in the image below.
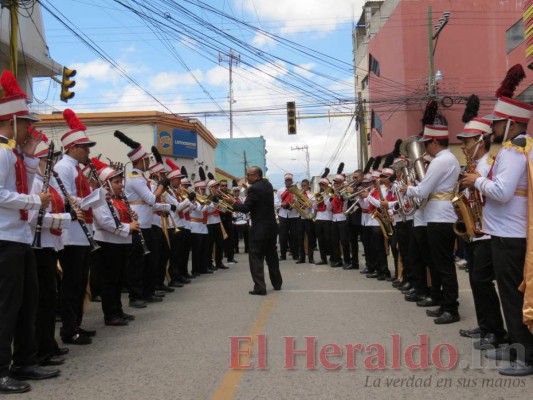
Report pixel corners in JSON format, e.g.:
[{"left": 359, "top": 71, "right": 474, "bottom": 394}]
[
  {"left": 13, "top": 149, "right": 29, "bottom": 220},
  {"left": 281, "top": 189, "right": 293, "bottom": 205},
  {"left": 112, "top": 198, "right": 132, "bottom": 224},
  {"left": 49, "top": 186, "right": 65, "bottom": 236},
  {"left": 75, "top": 166, "right": 93, "bottom": 223},
  {"left": 317, "top": 201, "right": 326, "bottom": 212},
  {"left": 331, "top": 196, "right": 344, "bottom": 214},
  {"left": 368, "top": 189, "right": 380, "bottom": 213}
]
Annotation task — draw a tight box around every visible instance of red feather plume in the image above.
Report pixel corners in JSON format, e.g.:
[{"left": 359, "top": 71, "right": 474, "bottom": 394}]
[
  {"left": 63, "top": 109, "right": 86, "bottom": 131},
  {"left": 165, "top": 158, "right": 179, "bottom": 170},
  {"left": 90, "top": 157, "right": 109, "bottom": 171},
  {"left": 0, "top": 70, "right": 27, "bottom": 98},
  {"left": 495, "top": 64, "right": 526, "bottom": 98}
]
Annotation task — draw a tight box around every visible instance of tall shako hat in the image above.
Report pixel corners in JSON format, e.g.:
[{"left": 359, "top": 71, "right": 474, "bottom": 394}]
[
  {"left": 319, "top": 167, "right": 330, "bottom": 185},
  {"left": 333, "top": 162, "right": 345, "bottom": 182},
  {"left": 0, "top": 70, "right": 39, "bottom": 122},
  {"left": 419, "top": 125, "right": 449, "bottom": 141},
  {"left": 149, "top": 146, "right": 166, "bottom": 174},
  {"left": 89, "top": 157, "right": 121, "bottom": 183},
  {"left": 232, "top": 179, "right": 240, "bottom": 190},
  {"left": 207, "top": 172, "right": 218, "bottom": 188},
  {"left": 457, "top": 94, "right": 486, "bottom": 139},
  {"left": 165, "top": 159, "right": 184, "bottom": 180},
  {"left": 34, "top": 131, "right": 55, "bottom": 158},
  {"left": 194, "top": 166, "right": 206, "bottom": 188},
  {"left": 60, "top": 109, "right": 95, "bottom": 149},
  {"left": 180, "top": 166, "right": 191, "bottom": 186},
  {"left": 114, "top": 130, "right": 149, "bottom": 163}
]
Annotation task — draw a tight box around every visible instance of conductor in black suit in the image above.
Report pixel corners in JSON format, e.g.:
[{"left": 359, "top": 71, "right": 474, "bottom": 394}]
[{"left": 226, "top": 166, "right": 282, "bottom": 295}]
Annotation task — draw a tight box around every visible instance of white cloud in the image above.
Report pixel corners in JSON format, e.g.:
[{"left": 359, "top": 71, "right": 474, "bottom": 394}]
[
  {"left": 294, "top": 63, "right": 315, "bottom": 79},
  {"left": 149, "top": 70, "right": 203, "bottom": 91},
  {"left": 251, "top": 32, "right": 276, "bottom": 48}
]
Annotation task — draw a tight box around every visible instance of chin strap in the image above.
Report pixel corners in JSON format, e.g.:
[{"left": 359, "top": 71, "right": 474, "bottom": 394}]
[{"left": 502, "top": 119, "right": 512, "bottom": 143}]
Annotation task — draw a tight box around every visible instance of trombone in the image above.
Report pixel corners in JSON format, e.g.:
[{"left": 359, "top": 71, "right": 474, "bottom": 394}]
[
  {"left": 215, "top": 190, "right": 235, "bottom": 213},
  {"left": 314, "top": 186, "right": 335, "bottom": 203}
]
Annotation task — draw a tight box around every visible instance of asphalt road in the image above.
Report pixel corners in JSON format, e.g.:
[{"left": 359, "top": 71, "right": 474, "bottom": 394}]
[{"left": 22, "top": 251, "right": 531, "bottom": 400}]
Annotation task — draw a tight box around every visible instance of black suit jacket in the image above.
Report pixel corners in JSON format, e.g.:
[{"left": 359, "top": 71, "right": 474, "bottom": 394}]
[{"left": 232, "top": 179, "right": 277, "bottom": 241}]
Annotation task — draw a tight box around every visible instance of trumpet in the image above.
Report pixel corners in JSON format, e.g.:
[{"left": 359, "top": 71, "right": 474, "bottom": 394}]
[{"left": 215, "top": 190, "right": 235, "bottom": 213}]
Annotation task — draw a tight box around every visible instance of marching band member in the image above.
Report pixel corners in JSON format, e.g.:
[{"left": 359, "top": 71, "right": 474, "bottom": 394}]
[
  {"left": 403, "top": 125, "right": 461, "bottom": 324},
  {"left": 462, "top": 93, "right": 533, "bottom": 375},
  {"left": 0, "top": 71, "right": 58, "bottom": 394},
  {"left": 29, "top": 136, "right": 73, "bottom": 367},
  {"left": 275, "top": 173, "right": 299, "bottom": 260},
  {"left": 296, "top": 179, "right": 316, "bottom": 264},
  {"left": 232, "top": 182, "right": 249, "bottom": 255},
  {"left": 114, "top": 131, "right": 171, "bottom": 309},
  {"left": 165, "top": 160, "right": 192, "bottom": 286},
  {"left": 456, "top": 117, "right": 506, "bottom": 349},
  {"left": 189, "top": 168, "right": 212, "bottom": 276},
  {"left": 330, "top": 168, "right": 351, "bottom": 268},
  {"left": 219, "top": 179, "right": 237, "bottom": 264},
  {"left": 54, "top": 109, "right": 98, "bottom": 345},
  {"left": 206, "top": 175, "right": 227, "bottom": 270},
  {"left": 90, "top": 159, "right": 139, "bottom": 326},
  {"left": 313, "top": 173, "right": 332, "bottom": 266},
  {"left": 358, "top": 173, "right": 374, "bottom": 274},
  {"left": 345, "top": 169, "right": 363, "bottom": 270}
]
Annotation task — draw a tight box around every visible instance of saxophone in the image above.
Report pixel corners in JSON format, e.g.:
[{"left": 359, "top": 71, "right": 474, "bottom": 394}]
[
  {"left": 370, "top": 180, "right": 395, "bottom": 239},
  {"left": 452, "top": 150, "right": 484, "bottom": 241}
]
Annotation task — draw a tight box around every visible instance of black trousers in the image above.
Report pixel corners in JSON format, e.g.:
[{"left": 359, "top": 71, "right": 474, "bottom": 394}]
[
  {"left": 396, "top": 220, "right": 413, "bottom": 282},
  {"left": 297, "top": 218, "right": 316, "bottom": 261},
  {"left": 96, "top": 242, "right": 130, "bottom": 321},
  {"left": 279, "top": 216, "right": 298, "bottom": 258},
  {"left": 331, "top": 220, "right": 350, "bottom": 264},
  {"left": 315, "top": 219, "right": 332, "bottom": 262},
  {"left": 191, "top": 232, "right": 209, "bottom": 274},
  {"left": 411, "top": 226, "right": 431, "bottom": 295},
  {"left": 427, "top": 223, "right": 458, "bottom": 313},
  {"left": 348, "top": 223, "right": 362, "bottom": 268},
  {"left": 0, "top": 241, "right": 38, "bottom": 377},
  {"left": 389, "top": 229, "right": 399, "bottom": 277},
  {"left": 360, "top": 225, "right": 372, "bottom": 270},
  {"left": 127, "top": 228, "right": 155, "bottom": 301},
  {"left": 170, "top": 228, "right": 191, "bottom": 281},
  {"left": 222, "top": 217, "right": 234, "bottom": 261},
  {"left": 207, "top": 223, "right": 224, "bottom": 266},
  {"left": 152, "top": 225, "right": 170, "bottom": 287},
  {"left": 34, "top": 248, "right": 59, "bottom": 362},
  {"left": 233, "top": 223, "right": 249, "bottom": 253},
  {"left": 368, "top": 226, "right": 389, "bottom": 275},
  {"left": 58, "top": 245, "right": 90, "bottom": 336},
  {"left": 465, "top": 239, "right": 505, "bottom": 337},
  {"left": 249, "top": 236, "right": 282, "bottom": 293},
  {"left": 491, "top": 236, "right": 533, "bottom": 363}
]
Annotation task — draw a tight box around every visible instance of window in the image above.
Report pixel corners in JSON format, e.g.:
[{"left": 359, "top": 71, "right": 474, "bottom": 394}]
[{"left": 506, "top": 19, "right": 524, "bottom": 54}]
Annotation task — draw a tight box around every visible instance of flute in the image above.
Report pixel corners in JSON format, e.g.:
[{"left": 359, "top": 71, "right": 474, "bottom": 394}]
[
  {"left": 52, "top": 170, "right": 100, "bottom": 251},
  {"left": 32, "top": 142, "right": 55, "bottom": 249},
  {"left": 120, "top": 189, "right": 150, "bottom": 255}
]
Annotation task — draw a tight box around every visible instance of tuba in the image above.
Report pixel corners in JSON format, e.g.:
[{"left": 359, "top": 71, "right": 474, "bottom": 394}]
[
  {"left": 288, "top": 185, "right": 315, "bottom": 220},
  {"left": 400, "top": 136, "right": 428, "bottom": 208}
]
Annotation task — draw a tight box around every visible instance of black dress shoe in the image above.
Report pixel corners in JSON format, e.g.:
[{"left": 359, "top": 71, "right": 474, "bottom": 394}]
[
  {"left": 405, "top": 293, "right": 427, "bottom": 302},
  {"left": 105, "top": 317, "right": 129, "bottom": 326},
  {"left": 217, "top": 264, "right": 229, "bottom": 269},
  {"left": 62, "top": 334, "right": 92, "bottom": 345},
  {"left": 295, "top": 259, "right": 306, "bottom": 264},
  {"left": 499, "top": 360, "right": 533, "bottom": 376},
  {"left": 169, "top": 281, "right": 184, "bottom": 288},
  {"left": 459, "top": 327, "right": 485, "bottom": 338},
  {"left": 434, "top": 312, "right": 460, "bottom": 324},
  {"left": 192, "top": 272, "right": 201, "bottom": 277},
  {"left": 121, "top": 312, "right": 135, "bottom": 321},
  {"left": 485, "top": 347, "right": 515, "bottom": 361},
  {"left": 248, "top": 290, "right": 266, "bottom": 296},
  {"left": 155, "top": 285, "right": 175, "bottom": 293},
  {"left": 39, "top": 355, "right": 65, "bottom": 367},
  {"left": 330, "top": 261, "right": 343, "bottom": 268},
  {"left": 129, "top": 299, "right": 147, "bottom": 308},
  {"left": 314, "top": 260, "right": 327, "bottom": 265},
  {"left": 0, "top": 376, "right": 31, "bottom": 394},
  {"left": 426, "top": 307, "right": 444, "bottom": 317},
  {"left": 279, "top": 256, "right": 286, "bottom": 261},
  {"left": 473, "top": 333, "right": 507, "bottom": 350},
  {"left": 399, "top": 282, "right": 413, "bottom": 291},
  {"left": 144, "top": 296, "right": 163, "bottom": 303},
  {"left": 200, "top": 270, "right": 214, "bottom": 274},
  {"left": 154, "top": 292, "right": 165, "bottom": 298},
  {"left": 401, "top": 288, "right": 416, "bottom": 295},
  {"left": 10, "top": 365, "right": 60, "bottom": 380},
  {"left": 392, "top": 280, "right": 403, "bottom": 288},
  {"left": 91, "top": 295, "right": 102, "bottom": 303},
  {"left": 360, "top": 268, "right": 370, "bottom": 274},
  {"left": 273, "top": 286, "right": 282, "bottom": 291},
  {"left": 55, "top": 347, "right": 69, "bottom": 356},
  {"left": 178, "top": 277, "right": 191, "bottom": 284},
  {"left": 343, "top": 265, "right": 358, "bottom": 270},
  {"left": 366, "top": 272, "right": 379, "bottom": 278},
  {"left": 417, "top": 297, "right": 438, "bottom": 307},
  {"left": 376, "top": 274, "right": 387, "bottom": 281},
  {"left": 76, "top": 327, "right": 96, "bottom": 337}
]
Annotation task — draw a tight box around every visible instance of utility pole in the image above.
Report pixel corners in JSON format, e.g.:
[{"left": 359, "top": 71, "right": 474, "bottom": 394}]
[
  {"left": 243, "top": 150, "right": 248, "bottom": 177},
  {"left": 352, "top": 25, "right": 363, "bottom": 169},
  {"left": 427, "top": 7, "right": 450, "bottom": 99},
  {"left": 219, "top": 49, "right": 240, "bottom": 138},
  {"left": 356, "top": 92, "right": 368, "bottom": 168},
  {"left": 6, "top": 0, "right": 19, "bottom": 76},
  {"left": 291, "top": 145, "right": 310, "bottom": 180}
]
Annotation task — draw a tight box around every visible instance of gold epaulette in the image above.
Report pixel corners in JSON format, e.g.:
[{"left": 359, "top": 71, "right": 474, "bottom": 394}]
[
  {"left": 0, "top": 138, "right": 16, "bottom": 150},
  {"left": 502, "top": 137, "right": 533, "bottom": 155},
  {"left": 487, "top": 154, "right": 495, "bottom": 165},
  {"left": 128, "top": 171, "right": 140, "bottom": 178}
]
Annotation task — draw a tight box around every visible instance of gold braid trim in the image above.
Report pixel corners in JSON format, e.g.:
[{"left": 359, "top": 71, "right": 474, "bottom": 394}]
[{"left": 502, "top": 137, "right": 533, "bottom": 154}]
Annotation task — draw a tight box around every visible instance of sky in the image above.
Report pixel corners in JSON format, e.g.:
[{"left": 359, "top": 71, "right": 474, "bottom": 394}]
[{"left": 32, "top": 0, "right": 366, "bottom": 188}]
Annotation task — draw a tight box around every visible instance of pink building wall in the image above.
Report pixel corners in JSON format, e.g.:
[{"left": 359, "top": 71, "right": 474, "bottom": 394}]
[{"left": 367, "top": 0, "right": 532, "bottom": 155}]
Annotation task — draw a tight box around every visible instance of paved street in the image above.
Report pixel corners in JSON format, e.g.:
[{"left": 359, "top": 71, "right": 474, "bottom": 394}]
[{"left": 23, "top": 251, "right": 531, "bottom": 400}]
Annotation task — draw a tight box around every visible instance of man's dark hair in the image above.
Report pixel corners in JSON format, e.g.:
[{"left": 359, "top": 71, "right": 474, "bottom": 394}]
[
  {"left": 483, "top": 135, "right": 491, "bottom": 152},
  {"left": 353, "top": 169, "right": 363, "bottom": 175},
  {"left": 251, "top": 166, "right": 262, "bottom": 178},
  {"left": 435, "top": 138, "right": 449, "bottom": 148},
  {"left": 219, "top": 179, "right": 228, "bottom": 184},
  {"left": 301, "top": 179, "right": 309, "bottom": 185}
]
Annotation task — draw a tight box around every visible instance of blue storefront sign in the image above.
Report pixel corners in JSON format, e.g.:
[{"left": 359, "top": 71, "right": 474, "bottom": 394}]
[{"left": 157, "top": 128, "right": 197, "bottom": 158}]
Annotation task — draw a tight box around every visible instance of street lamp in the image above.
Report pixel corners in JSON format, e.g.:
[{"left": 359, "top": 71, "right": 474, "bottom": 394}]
[{"left": 428, "top": 8, "right": 451, "bottom": 98}]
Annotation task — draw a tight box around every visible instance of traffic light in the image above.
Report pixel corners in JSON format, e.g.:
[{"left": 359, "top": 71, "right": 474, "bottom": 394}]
[
  {"left": 60, "top": 67, "right": 76, "bottom": 102},
  {"left": 287, "top": 101, "right": 297, "bottom": 134}
]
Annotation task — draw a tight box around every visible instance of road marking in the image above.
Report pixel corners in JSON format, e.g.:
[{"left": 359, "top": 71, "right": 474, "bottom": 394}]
[
  {"left": 211, "top": 294, "right": 277, "bottom": 400},
  {"left": 279, "top": 289, "right": 473, "bottom": 293}
]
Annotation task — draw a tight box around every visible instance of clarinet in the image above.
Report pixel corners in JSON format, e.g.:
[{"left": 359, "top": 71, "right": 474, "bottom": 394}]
[
  {"left": 51, "top": 170, "right": 100, "bottom": 251},
  {"left": 32, "top": 142, "right": 55, "bottom": 249},
  {"left": 121, "top": 189, "right": 150, "bottom": 255},
  {"left": 86, "top": 159, "right": 121, "bottom": 228}
]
